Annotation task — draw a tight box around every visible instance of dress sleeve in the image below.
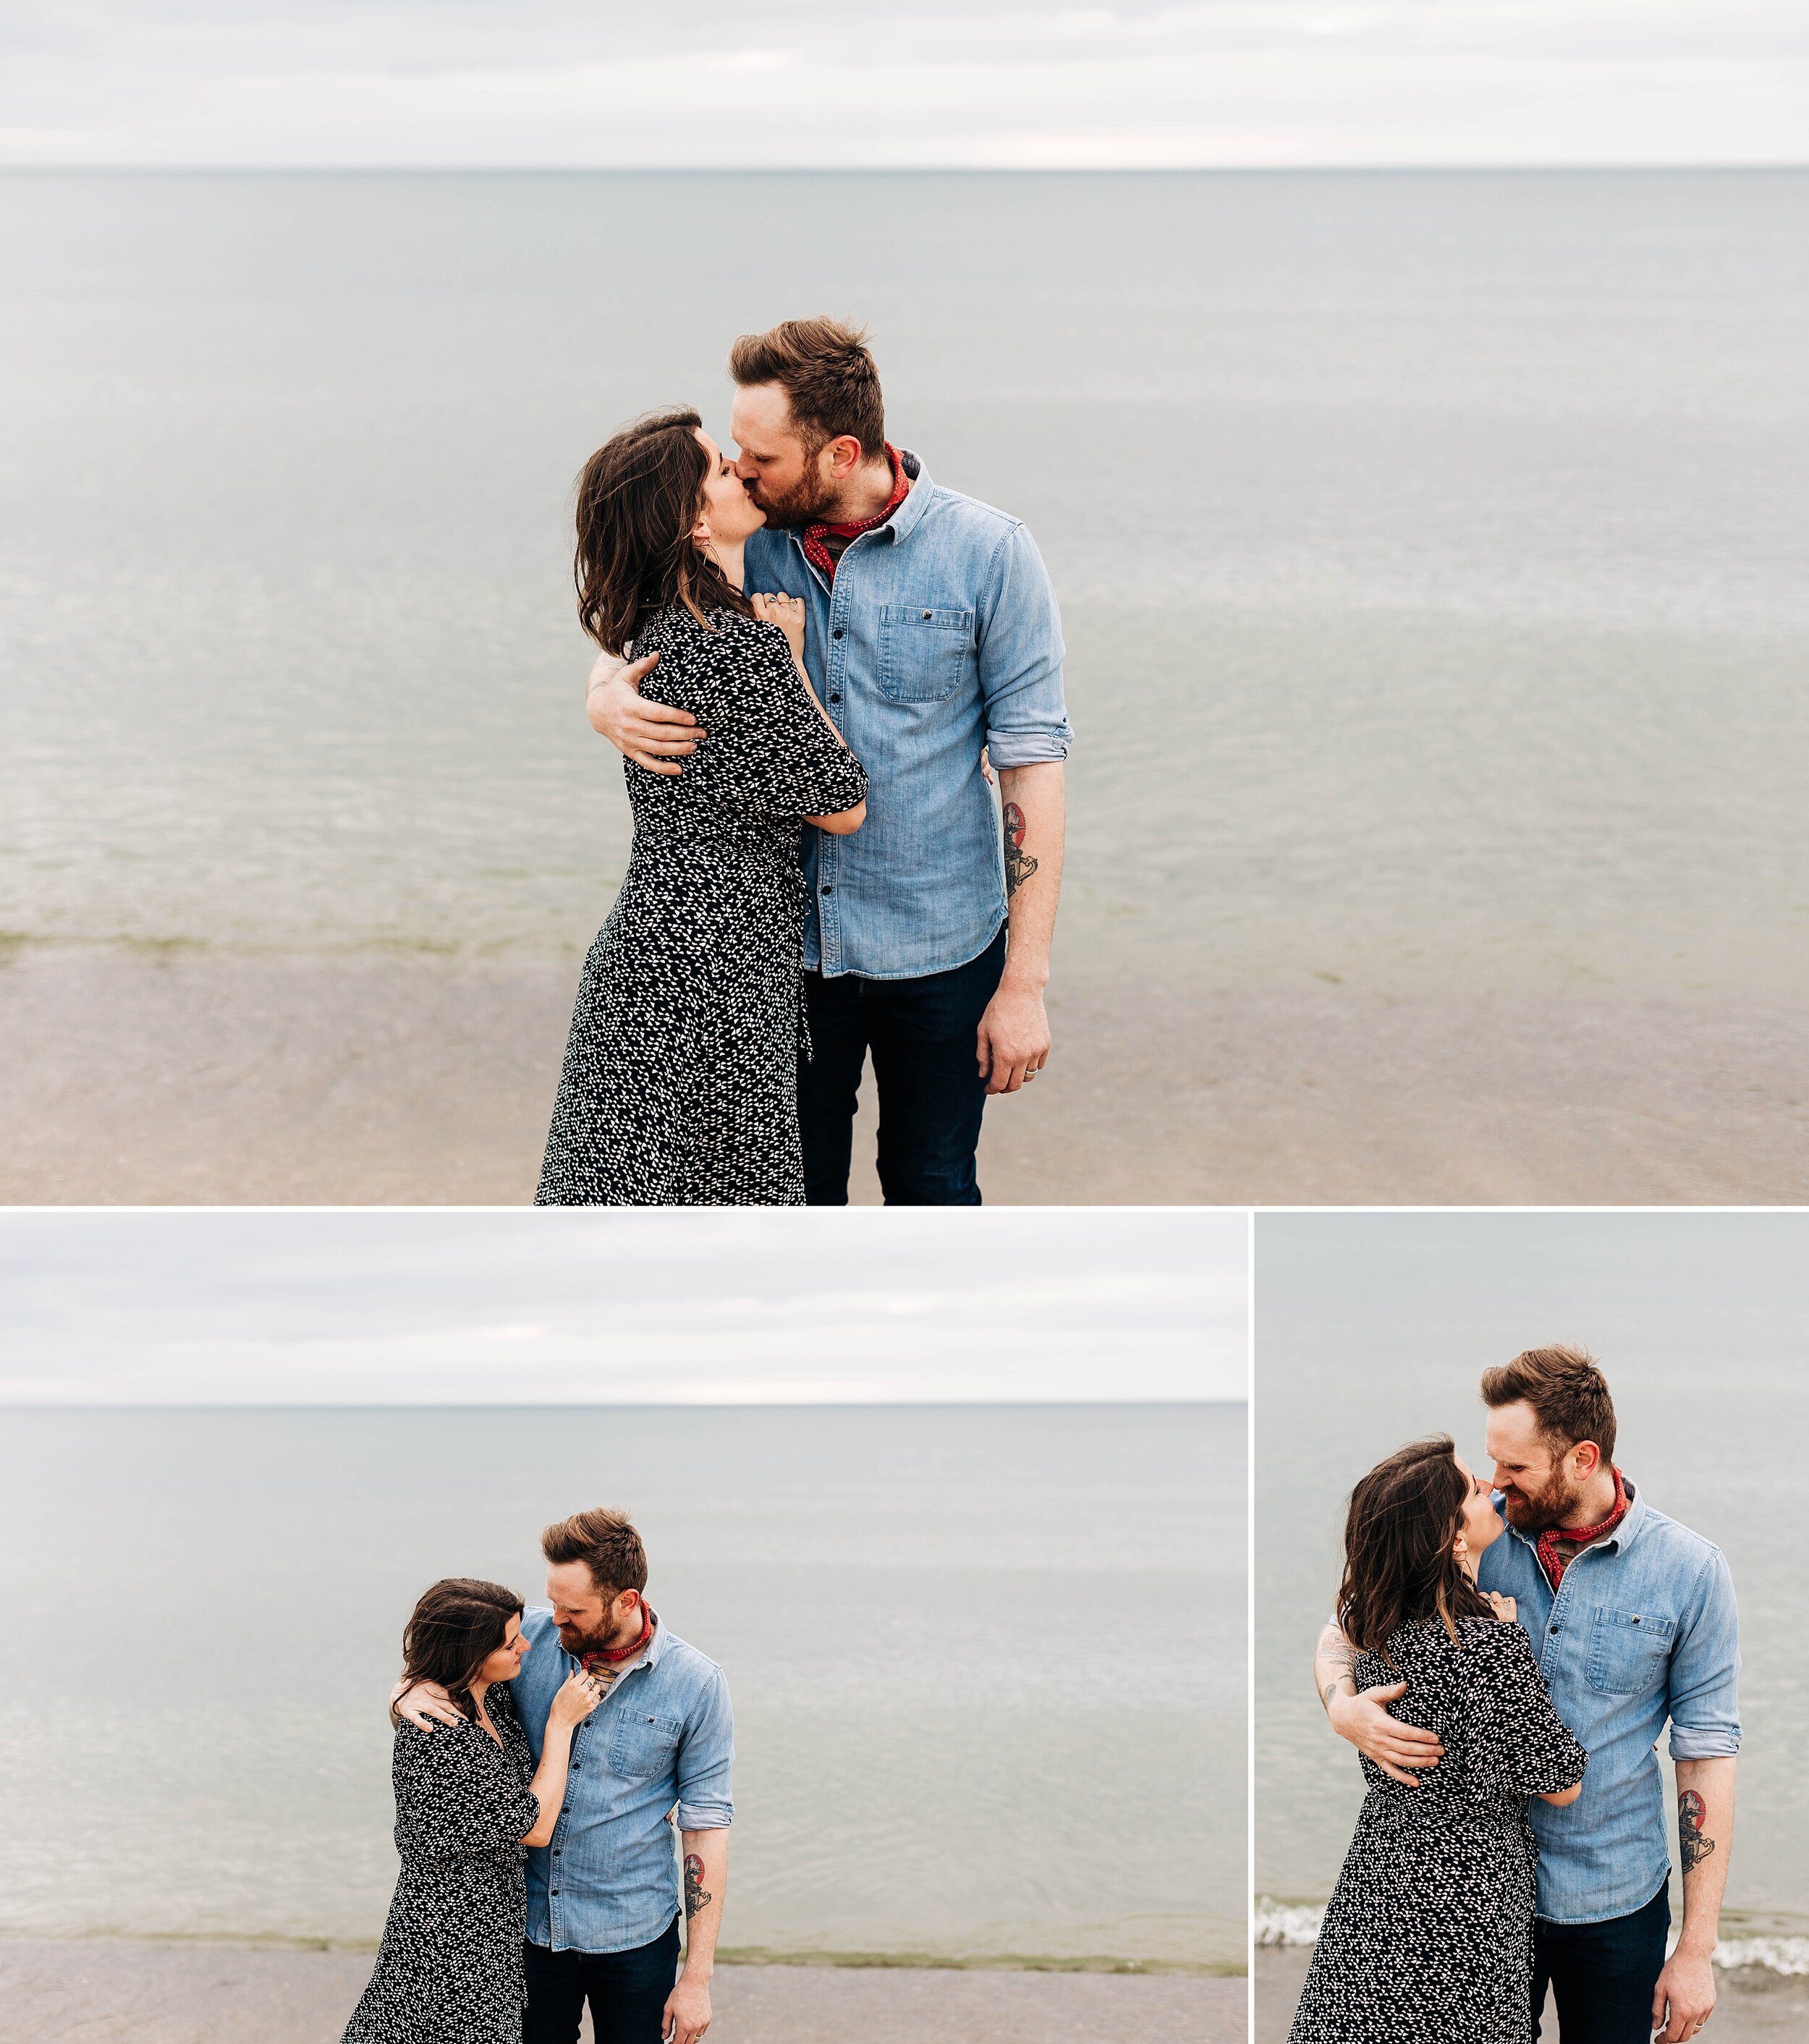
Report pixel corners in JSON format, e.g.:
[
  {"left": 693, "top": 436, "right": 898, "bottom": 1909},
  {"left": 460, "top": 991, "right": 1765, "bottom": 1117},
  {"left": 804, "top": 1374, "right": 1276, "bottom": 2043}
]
[
  {"left": 391, "top": 1720, "right": 542, "bottom": 1859},
  {"left": 688, "top": 616, "right": 869, "bottom": 823},
  {"left": 1467, "top": 1621, "right": 1588, "bottom": 1799}
]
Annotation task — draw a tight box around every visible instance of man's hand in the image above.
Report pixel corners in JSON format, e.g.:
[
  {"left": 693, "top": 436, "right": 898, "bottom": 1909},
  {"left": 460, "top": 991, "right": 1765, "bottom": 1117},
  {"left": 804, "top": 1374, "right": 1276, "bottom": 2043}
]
[
  {"left": 390, "top": 1677, "right": 464, "bottom": 1730},
  {"left": 976, "top": 978, "right": 1050, "bottom": 1095},
  {"left": 662, "top": 1972, "right": 711, "bottom": 2044},
  {"left": 1326, "top": 1681, "right": 1445, "bottom": 1787},
  {"left": 585, "top": 648, "right": 701, "bottom": 775},
  {"left": 1651, "top": 1945, "right": 1716, "bottom": 2043}
]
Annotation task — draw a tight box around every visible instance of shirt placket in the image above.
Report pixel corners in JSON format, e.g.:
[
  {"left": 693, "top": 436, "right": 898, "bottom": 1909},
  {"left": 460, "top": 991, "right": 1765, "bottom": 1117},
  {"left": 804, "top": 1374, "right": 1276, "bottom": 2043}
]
[
  {"left": 813, "top": 539, "right": 865, "bottom": 978},
  {"left": 1536, "top": 1538, "right": 1609, "bottom": 1676}
]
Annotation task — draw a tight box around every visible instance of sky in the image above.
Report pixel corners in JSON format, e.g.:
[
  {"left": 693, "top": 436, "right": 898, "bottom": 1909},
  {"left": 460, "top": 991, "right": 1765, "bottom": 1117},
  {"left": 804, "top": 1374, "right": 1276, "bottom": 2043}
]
[
  {"left": 0, "top": 1208, "right": 1247, "bottom": 1404},
  {"left": 1, "top": 3, "right": 1803, "bottom": 169}
]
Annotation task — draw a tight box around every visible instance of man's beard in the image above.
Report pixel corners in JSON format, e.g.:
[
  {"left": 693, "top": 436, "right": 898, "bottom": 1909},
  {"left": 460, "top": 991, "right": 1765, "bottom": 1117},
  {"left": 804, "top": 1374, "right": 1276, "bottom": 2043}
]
[
  {"left": 557, "top": 1608, "right": 632, "bottom": 1655},
  {"left": 746, "top": 465, "right": 839, "bottom": 530},
  {"left": 1501, "top": 1470, "right": 1583, "bottom": 1535}
]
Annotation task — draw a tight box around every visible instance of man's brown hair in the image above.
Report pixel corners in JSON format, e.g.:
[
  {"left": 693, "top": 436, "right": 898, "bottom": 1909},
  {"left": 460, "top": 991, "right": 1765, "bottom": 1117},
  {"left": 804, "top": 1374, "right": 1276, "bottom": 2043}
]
[
  {"left": 541, "top": 1507, "right": 649, "bottom": 1598},
  {"left": 1480, "top": 1345, "right": 1617, "bottom": 1465},
  {"left": 729, "top": 316, "right": 886, "bottom": 459}
]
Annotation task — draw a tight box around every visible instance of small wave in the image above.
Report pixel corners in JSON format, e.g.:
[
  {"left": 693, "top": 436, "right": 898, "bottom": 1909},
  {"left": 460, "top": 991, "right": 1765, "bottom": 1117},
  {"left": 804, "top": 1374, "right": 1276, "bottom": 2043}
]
[
  {"left": 1254, "top": 1901, "right": 1324, "bottom": 1947},
  {"left": 1256, "top": 1902, "right": 1809, "bottom": 1977},
  {"left": 1713, "top": 1936, "right": 1809, "bottom": 1977}
]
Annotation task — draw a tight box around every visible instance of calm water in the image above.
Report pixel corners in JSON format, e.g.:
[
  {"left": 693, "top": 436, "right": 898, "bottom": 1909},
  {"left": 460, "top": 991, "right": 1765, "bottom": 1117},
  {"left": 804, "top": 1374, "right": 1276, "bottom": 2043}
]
[
  {"left": 1254, "top": 1212, "right": 1809, "bottom": 1972},
  {"left": 0, "top": 1402, "right": 1244, "bottom": 1967},
  {"left": 3, "top": 170, "right": 1808, "bottom": 997}
]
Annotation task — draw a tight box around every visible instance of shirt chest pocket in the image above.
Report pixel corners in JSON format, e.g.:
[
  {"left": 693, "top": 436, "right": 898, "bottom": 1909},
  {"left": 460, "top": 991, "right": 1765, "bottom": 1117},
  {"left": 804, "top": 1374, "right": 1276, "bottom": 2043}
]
[
  {"left": 878, "top": 605, "right": 975, "bottom": 703},
  {"left": 1585, "top": 1605, "right": 1677, "bottom": 1695},
  {"left": 609, "top": 1709, "right": 683, "bottom": 1779}
]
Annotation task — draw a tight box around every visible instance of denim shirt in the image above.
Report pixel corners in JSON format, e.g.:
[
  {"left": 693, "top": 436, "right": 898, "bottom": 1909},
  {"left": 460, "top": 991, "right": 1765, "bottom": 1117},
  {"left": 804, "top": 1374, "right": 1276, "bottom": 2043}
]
[
  {"left": 507, "top": 1607, "right": 734, "bottom": 1955},
  {"left": 742, "top": 453, "right": 1072, "bottom": 981},
  {"left": 1476, "top": 1480, "right": 1740, "bottom": 1925}
]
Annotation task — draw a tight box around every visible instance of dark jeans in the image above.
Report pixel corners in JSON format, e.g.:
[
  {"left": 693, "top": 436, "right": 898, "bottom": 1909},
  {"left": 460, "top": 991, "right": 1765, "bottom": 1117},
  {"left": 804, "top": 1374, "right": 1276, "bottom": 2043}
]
[
  {"left": 798, "top": 926, "right": 1007, "bottom": 1206},
  {"left": 522, "top": 1917, "right": 680, "bottom": 2044},
  {"left": 1532, "top": 1882, "right": 1671, "bottom": 2044}
]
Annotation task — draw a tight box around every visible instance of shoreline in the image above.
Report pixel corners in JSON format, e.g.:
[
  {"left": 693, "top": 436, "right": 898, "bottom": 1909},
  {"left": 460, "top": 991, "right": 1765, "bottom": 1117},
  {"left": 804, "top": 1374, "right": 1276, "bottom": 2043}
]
[
  {"left": 3, "top": 947, "right": 1807, "bottom": 1205},
  {"left": 0, "top": 1935, "right": 1247, "bottom": 2044},
  {"left": 1256, "top": 1946, "right": 1809, "bottom": 2043}
]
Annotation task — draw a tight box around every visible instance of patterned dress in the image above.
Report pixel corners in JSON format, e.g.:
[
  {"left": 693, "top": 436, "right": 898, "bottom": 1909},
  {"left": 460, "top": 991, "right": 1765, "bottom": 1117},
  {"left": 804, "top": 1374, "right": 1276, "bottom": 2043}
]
[
  {"left": 341, "top": 1689, "right": 543, "bottom": 2044},
  {"left": 1289, "top": 1616, "right": 1588, "bottom": 2044},
  {"left": 537, "top": 603, "right": 869, "bottom": 1206}
]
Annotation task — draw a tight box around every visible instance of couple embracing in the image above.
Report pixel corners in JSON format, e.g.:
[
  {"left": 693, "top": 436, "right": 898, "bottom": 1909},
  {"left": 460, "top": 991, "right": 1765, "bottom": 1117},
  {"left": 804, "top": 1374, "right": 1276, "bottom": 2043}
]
[
  {"left": 536, "top": 316, "right": 1070, "bottom": 1208},
  {"left": 1295, "top": 1347, "right": 1740, "bottom": 2044},
  {"left": 340, "top": 1509, "right": 731, "bottom": 2044}
]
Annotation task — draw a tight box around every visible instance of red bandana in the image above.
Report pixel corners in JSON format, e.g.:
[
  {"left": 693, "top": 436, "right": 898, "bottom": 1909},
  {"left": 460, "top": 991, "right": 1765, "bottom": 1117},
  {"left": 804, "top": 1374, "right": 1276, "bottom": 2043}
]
[
  {"left": 1535, "top": 1469, "right": 1630, "bottom": 1592},
  {"left": 799, "top": 443, "right": 911, "bottom": 582},
  {"left": 582, "top": 1600, "right": 656, "bottom": 1669}
]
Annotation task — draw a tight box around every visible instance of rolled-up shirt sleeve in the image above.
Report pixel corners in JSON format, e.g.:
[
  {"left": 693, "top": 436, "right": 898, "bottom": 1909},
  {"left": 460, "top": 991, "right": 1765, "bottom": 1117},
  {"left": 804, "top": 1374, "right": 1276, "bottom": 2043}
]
[
  {"left": 977, "top": 522, "right": 1072, "bottom": 768},
  {"left": 1668, "top": 1546, "right": 1742, "bottom": 1760},
  {"left": 674, "top": 1665, "right": 735, "bottom": 1830}
]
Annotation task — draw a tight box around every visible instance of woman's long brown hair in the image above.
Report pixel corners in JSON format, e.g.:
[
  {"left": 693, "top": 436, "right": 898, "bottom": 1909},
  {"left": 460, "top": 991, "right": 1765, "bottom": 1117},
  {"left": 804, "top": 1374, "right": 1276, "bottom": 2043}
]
[
  {"left": 1337, "top": 1435, "right": 1494, "bottom": 1661},
  {"left": 392, "top": 1577, "right": 523, "bottom": 1725},
  {"left": 574, "top": 406, "right": 754, "bottom": 653}
]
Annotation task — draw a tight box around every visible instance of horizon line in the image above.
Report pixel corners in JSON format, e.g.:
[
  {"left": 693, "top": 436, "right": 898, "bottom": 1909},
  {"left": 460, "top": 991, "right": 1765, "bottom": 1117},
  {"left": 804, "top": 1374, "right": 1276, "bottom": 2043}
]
[
  {"left": 3, "top": 162, "right": 1805, "bottom": 177},
  {"left": 0, "top": 1395, "right": 1245, "bottom": 1411}
]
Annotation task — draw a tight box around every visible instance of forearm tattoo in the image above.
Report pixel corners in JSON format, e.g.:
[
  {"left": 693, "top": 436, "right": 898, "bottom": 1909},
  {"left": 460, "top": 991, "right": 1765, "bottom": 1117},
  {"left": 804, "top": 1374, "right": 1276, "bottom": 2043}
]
[
  {"left": 1003, "top": 801, "right": 1038, "bottom": 898},
  {"left": 683, "top": 1852, "right": 712, "bottom": 1920},
  {"left": 1678, "top": 1789, "right": 1716, "bottom": 1875}
]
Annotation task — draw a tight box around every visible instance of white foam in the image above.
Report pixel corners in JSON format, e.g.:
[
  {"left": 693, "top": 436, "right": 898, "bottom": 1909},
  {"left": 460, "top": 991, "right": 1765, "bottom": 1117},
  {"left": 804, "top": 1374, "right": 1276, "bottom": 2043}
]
[
  {"left": 1254, "top": 1900, "right": 1325, "bottom": 1947},
  {"left": 1713, "top": 1936, "right": 1809, "bottom": 1977},
  {"left": 1256, "top": 1902, "right": 1809, "bottom": 1976}
]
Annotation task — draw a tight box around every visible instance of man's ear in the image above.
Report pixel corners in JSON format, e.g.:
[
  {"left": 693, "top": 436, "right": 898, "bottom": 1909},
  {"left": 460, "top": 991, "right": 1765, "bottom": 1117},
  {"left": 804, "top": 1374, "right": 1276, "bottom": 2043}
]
[{"left": 1571, "top": 1439, "right": 1602, "bottom": 1479}]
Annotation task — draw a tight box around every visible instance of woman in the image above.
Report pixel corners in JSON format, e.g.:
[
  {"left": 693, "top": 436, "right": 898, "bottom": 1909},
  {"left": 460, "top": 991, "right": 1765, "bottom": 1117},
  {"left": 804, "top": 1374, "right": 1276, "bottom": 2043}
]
[
  {"left": 1289, "top": 1438, "right": 1588, "bottom": 2044},
  {"left": 341, "top": 1578, "right": 603, "bottom": 2044},
  {"left": 537, "top": 407, "right": 869, "bottom": 1205}
]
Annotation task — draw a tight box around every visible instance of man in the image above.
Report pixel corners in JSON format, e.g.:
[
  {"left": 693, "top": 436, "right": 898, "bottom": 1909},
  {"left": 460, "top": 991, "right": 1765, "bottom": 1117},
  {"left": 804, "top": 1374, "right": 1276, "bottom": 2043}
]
[
  {"left": 1313, "top": 1347, "right": 1740, "bottom": 2044},
  {"left": 586, "top": 316, "right": 1071, "bottom": 1205},
  {"left": 397, "top": 1509, "right": 732, "bottom": 2044}
]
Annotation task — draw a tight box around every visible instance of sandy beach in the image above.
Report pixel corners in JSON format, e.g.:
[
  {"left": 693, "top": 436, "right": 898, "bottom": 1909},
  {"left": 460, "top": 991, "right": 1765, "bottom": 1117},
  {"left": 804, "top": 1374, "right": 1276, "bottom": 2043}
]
[
  {"left": 0, "top": 1940, "right": 1245, "bottom": 2044},
  {"left": 2, "top": 948, "right": 1806, "bottom": 1205},
  {"left": 1257, "top": 1946, "right": 1809, "bottom": 2043}
]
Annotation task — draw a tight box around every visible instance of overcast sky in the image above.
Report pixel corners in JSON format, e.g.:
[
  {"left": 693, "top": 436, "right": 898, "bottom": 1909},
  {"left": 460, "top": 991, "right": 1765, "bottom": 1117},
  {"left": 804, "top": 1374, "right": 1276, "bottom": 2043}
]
[
  {"left": 2, "top": 4, "right": 1802, "bottom": 168},
  {"left": 0, "top": 1208, "right": 1246, "bottom": 1405}
]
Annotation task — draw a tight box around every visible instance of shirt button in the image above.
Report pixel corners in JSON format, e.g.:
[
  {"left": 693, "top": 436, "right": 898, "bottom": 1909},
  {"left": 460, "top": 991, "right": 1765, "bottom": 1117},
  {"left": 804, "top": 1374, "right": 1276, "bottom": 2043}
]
[
  {"left": 821, "top": 884, "right": 834, "bottom": 894},
  {"left": 833, "top": 629, "right": 844, "bottom": 640},
  {"left": 829, "top": 692, "right": 841, "bottom": 703},
  {"left": 921, "top": 610, "right": 932, "bottom": 619}
]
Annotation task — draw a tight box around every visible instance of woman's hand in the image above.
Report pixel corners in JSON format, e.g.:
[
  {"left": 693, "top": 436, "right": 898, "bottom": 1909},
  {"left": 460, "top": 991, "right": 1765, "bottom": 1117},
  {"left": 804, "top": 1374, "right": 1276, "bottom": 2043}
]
[
  {"left": 751, "top": 592, "right": 808, "bottom": 666},
  {"left": 546, "top": 1668, "right": 606, "bottom": 1729},
  {"left": 1484, "top": 1592, "right": 1517, "bottom": 1622}
]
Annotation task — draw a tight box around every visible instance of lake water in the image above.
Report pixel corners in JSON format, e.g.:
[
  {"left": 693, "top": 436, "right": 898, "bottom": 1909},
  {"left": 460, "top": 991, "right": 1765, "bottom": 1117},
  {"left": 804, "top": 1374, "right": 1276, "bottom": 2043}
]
[
  {"left": 0, "top": 1401, "right": 1245, "bottom": 1969},
  {"left": 1254, "top": 1211, "right": 1809, "bottom": 1975},
  {"left": 3, "top": 169, "right": 1808, "bottom": 999}
]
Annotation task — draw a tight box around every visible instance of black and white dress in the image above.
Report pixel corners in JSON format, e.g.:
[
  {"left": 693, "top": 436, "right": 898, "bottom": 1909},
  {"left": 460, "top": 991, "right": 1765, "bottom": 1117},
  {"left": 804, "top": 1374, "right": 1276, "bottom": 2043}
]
[
  {"left": 341, "top": 1689, "right": 542, "bottom": 2044},
  {"left": 537, "top": 603, "right": 868, "bottom": 1206},
  {"left": 1288, "top": 1616, "right": 1588, "bottom": 2044}
]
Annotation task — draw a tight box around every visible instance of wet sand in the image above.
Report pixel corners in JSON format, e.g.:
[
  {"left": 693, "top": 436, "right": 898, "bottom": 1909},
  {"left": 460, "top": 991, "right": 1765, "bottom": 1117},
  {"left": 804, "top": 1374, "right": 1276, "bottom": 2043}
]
[
  {"left": 0, "top": 1939, "right": 1245, "bottom": 2043},
  {"left": 1257, "top": 1946, "right": 1809, "bottom": 2042},
  {"left": 2, "top": 948, "right": 1806, "bottom": 1205}
]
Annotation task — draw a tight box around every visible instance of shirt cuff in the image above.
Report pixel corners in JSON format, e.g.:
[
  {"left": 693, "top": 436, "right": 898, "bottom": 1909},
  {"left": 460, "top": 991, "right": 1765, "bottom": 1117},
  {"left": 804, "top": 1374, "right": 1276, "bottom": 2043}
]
[
  {"left": 1669, "top": 1727, "right": 1741, "bottom": 1760},
  {"left": 676, "top": 1802, "right": 734, "bottom": 1831},
  {"left": 986, "top": 731, "right": 1072, "bottom": 768}
]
